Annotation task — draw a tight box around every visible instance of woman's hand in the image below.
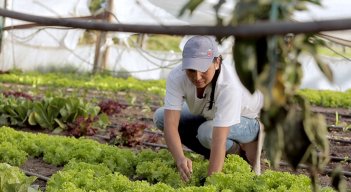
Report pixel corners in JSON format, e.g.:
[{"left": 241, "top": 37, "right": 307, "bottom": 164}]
[
  {"left": 176, "top": 156, "right": 193, "bottom": 182},
  {"left": 163, "top": 110, "right": 192, "bottom": 182}
]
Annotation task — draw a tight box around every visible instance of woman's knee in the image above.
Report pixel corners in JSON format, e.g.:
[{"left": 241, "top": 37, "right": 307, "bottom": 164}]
[
  {"left": 229, "top": 117, "right": 260, "bottom": 143},
  {"left": 197, "top": 121, "right": 213, "bottom": 149},
  {"left": 153, "top": 107, "right": 165, "bottom": 131}
]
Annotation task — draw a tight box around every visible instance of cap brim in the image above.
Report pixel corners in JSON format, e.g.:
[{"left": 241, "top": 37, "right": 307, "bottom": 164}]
[{"left": 182, "top": 57, "right": 213, "bottom": 72}]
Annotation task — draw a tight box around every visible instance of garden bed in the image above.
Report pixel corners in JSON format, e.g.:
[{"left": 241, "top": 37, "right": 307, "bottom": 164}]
[{"left": 1, "top": 82, "right": 350, "bottom": 191}]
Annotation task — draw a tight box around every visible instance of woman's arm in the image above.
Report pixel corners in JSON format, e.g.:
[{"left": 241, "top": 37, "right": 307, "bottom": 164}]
[
  {"left": 164, "top": 109, "right": 193, "bottom": 182},
  {"left": 208, "top": 127, "right": 230, "bottom": 175}
]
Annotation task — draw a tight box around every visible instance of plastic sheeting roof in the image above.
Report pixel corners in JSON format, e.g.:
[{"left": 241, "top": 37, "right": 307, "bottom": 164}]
[
  {"left": 294, "top": 0, "right": 351, "bottom": 21},
  {"left": 147, "top": 0, "right": 351, "bottom": 47},
  {"left": 4, "top": 0, "right": 90, "bottom": 49},
  {"left": 111, "top": 0, "right": 187, "bottom": 25},
  {"left": 294, "top": 0, "right": 351, "bottom": 47},
  {"left": 108, "top": 0, "right": 187, "bottom": 40},
  {"left": 1, "top": 0, "right": 350, "bottom": 91},
  {"left": 4, "top": 0, "right": 351, "bottom": 47},
  {"left": 147, "top": 0, "right": 234, "bottom": 25}
]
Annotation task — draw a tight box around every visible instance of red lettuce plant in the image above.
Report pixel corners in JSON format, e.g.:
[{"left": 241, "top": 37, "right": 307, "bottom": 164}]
[
  {"left": 116, "top": 123, "right": 148, "bottom": 147},
  {"left": 98, "top": 99, "right": 127, "bottom": 116}
]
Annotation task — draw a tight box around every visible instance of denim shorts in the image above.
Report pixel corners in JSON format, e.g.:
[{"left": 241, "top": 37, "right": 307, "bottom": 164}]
[{"left": 153, "top": 104, "right": 260, "bottom": 151}]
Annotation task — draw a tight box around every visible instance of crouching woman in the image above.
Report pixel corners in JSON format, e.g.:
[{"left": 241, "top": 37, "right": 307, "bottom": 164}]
[{"left": 153, "top": 36, "right": 265, "bottom": 182}]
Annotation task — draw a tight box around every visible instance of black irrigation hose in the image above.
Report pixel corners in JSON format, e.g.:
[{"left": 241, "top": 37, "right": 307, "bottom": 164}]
[
  {"left": 95, "top": 134, "right": 110, "bottom": 140},
  {"left": 327, "top": 125, "right": 346, "bottom": 130},
  {"left": 279, "top": 161, "right": 351, "bottom": 177},
  {"left": 330, "top": 156, "right": 351, "bottom": 163},
  {"left": 23, "top": 170, "right": 50, "bottom": 181},
  {"left": 328, "top": 137, "right": 351, "bottom": 144}
]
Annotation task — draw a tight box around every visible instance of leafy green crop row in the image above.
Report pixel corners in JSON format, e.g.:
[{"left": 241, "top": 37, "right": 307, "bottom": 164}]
[
  {"left": 0, "top": 71, "right": 166, "bottom": 96},
  {"left": 1, "top": 71, "right": 350, "bottom": 108},
  {"left": 0, "top": 163, "right": 40, "bottom": 192},
  {"left": 0, "top": 127, "right": 335, "bottom": 191},
  {"left": 297, "top": 89, "right": 351, "bottom": 108},
  {"left": 0, "top": 94, "right": 109, "bottom": 131}
]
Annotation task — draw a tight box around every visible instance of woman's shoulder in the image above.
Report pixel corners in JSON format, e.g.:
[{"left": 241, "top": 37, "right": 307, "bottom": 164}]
[{"left": 218, "top": 63, "right": 240, "bottom": 85}]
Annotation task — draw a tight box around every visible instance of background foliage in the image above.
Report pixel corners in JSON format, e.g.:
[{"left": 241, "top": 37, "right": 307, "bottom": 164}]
[{"left": 180, "top": 0, "right": 346, "bottom": 191}]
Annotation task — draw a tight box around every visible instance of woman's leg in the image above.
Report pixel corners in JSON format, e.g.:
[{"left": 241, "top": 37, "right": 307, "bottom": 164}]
[
  {"left": 197, "top": 116, "right": 259, "bottom": 150},
  {"left": 197, "top": 116, "right": 262, "bottom": 173},
  {"left": 227, "top": 116, "right": 260, "bottom": 144},
  {"left": 227, "top": 117, "right": 263, "bottom": 174},
  {"left": 153, "top": 105, "right": 210, "bottom": 159}
]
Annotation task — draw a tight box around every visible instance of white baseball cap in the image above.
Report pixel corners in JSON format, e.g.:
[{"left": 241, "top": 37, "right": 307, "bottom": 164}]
[{"left": 182, "top": 36, "right": 219, "bottom": 72}]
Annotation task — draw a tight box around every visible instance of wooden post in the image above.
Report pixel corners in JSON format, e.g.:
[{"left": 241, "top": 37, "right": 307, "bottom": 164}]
[
  {"left": 92, "top": 32, "right": 104, "bottom": 74},
  {"left": 101, "top": 0, "right": 114, "bottom": 73},
  {"left": 0, "top": 0, "right": 7, "bottom": 53},
  {"left": 92, "top": 0, "right": 114, "bottom": 74}
]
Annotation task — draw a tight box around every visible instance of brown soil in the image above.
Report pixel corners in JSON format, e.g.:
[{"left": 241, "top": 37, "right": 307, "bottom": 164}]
[
  {"left": 20, "top": 158, "right": 63, "bottom": 191},
  {"left": 1, "top": 84, "right": 351, "bottom": 190}
]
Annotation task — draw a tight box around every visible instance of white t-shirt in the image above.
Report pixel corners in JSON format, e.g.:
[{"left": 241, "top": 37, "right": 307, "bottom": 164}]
[{"left": 164, "top": 62, "right": 264, "bottom": 127}]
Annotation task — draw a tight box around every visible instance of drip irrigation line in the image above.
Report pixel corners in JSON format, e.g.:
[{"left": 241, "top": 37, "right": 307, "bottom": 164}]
[
  {"left": 329, "top": 155, "right": 351, "bottom": 163},
  {"left": 23, "top": 170, "right": 50, "bottom": 181},
  {"left": 327, "top": 125, "right": 346, "bottom": 130},
  {"left": 312, "top": 109, "right": 351, "bottom": 118},
  {"left": 279, "top": 161, "right": 351, "bottom": 177},
  {"left": 106, "top": 124, "right": 119, "bottom": 129},
  {"left": 328, "top": 137, "right": 351, "bottom": 144},
  {"left": 95, "top": 134, "right": 110, "bottom": 140}
]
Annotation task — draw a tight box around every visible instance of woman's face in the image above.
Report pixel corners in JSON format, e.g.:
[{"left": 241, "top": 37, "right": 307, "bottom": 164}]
[{"left": 186, "top": 58, "right": 220, "bottom": 88}]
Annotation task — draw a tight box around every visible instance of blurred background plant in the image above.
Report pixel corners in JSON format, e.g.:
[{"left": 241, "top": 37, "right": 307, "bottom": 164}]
[{"left": 180, "top": 0, "right": 345, "bottom": 191}]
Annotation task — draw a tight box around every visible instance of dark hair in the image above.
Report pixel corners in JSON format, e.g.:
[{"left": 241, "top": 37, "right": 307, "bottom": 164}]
[{"left": 208, "top": 55, "right": 222, "bottom": 110}]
